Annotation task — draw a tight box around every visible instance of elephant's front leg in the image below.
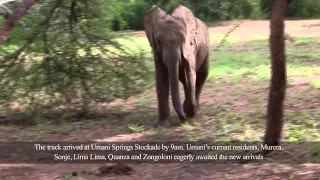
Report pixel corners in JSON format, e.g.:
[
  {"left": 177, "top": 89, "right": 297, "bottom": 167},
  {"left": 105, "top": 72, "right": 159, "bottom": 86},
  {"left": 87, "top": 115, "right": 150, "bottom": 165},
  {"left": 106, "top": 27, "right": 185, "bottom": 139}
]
[
  {"left": 155, "top": 58, "right": 170, "bottom": 125},
  {"left": 183, "top": 60, "right": 197, "bottom": 118}
]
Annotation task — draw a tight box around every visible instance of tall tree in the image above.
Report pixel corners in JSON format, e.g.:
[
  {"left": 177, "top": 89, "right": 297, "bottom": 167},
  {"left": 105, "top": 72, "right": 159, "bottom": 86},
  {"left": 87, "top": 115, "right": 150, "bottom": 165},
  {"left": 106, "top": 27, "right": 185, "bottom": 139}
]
[
  {"left": 0, "top": 0, "right": 151, "bottom": 117},
  {"left": 264, "top": 0, "right": 288, "bottom": 151},
  {"left": 261, "top": 0, "right": 292, "bottom": 18}
]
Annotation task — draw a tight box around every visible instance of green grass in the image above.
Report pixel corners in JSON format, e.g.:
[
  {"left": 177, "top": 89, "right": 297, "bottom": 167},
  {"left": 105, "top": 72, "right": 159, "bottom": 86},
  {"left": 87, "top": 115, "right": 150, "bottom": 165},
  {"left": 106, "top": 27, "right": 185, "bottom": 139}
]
[
  {"left": 185, "top": 134, "right": 200, "bottom": 142},
  {"left": 232, "top": 90, "right": 245, "bottom": 97},
  {"left": 115, "top": 36, "right": 151, "bottom": 56},
  {"left": 209, "top": 52, "right": 271, "bottom": 81},
  {"left": 127, "top": 123, "right": 149, "bottom": 136},
  {"left": 208, "top": 37, "right": 320, "bottom": 83},
  {"left": 155, "top": 126, "right": 166, "bottom": 139},
  {"left": 212, "top": 86, "right": 223, "bottom": 92},
  {"left": 13, "top": 122, "right": 80, "bottom": 139},
  {"left": 291, "top": 94, "right": 306, "bottom": 102},
  {"left": 181, "top": 122, "right": 194, "bottom": 130},
  {"left": 60, "top": 124, "right": 78, "bottom": 135},
  {"left": 127, "top": 123, "right": 146, "bottom": 133},
  {"left": 284, "top": 111, "right": 320, "bottom": 142},
  {"left": 309, "top": 80, "right": 320, "bottom": 89},
  {"left": 136, "top": 97, "right": 153, "bottom": 107}
]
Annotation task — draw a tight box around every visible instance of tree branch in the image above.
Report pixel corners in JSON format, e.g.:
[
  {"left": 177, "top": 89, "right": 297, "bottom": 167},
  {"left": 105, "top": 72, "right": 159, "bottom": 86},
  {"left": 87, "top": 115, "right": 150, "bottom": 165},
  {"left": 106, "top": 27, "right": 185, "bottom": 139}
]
[{"left": 0, "top": 0, "right": 38, "bottom": 46}]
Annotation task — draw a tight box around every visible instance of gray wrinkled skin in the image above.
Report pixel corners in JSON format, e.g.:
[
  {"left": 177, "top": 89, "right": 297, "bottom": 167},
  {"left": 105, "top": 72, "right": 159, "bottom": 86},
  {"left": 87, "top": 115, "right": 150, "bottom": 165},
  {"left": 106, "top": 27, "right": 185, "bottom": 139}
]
[{"left": 144, "top": 5, "right": 210, "bottom": 125}]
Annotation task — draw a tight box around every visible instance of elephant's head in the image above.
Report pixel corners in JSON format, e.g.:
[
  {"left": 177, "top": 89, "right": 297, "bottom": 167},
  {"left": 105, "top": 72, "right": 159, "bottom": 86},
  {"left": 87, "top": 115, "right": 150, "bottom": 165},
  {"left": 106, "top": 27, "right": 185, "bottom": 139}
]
[
  {"left": 171, "top": 5, "right": 198, "bottom": 61},
  {"left": 144, "top": 5, "right": 167, "bottom": 48}
]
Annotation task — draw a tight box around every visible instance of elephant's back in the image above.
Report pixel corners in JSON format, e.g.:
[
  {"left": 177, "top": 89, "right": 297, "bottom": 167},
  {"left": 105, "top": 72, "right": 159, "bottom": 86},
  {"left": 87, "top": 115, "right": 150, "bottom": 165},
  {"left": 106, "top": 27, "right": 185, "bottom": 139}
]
[
  {"left": 197, "top": 19, "right": 209, "bottom": 40},
  {"left": 195, "top": 18, "right": 210, "bottom": 70},
  {"left": 196, "top": 18, "right": 210, "bottom": 53}
]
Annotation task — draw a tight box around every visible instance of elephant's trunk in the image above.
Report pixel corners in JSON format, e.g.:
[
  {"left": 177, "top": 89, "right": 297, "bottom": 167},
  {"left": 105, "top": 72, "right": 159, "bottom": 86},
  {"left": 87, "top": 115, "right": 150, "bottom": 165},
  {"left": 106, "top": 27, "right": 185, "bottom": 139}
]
[{"left": 163, "top": 46, "right": 186, "bottom": 123}]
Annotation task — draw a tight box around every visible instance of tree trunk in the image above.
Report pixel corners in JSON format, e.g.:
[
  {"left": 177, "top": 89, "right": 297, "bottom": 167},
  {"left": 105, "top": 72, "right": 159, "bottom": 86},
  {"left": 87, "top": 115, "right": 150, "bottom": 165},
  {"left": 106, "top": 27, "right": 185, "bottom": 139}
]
[
  {"left": 263, "top": 0, "right": 288, "bottom": 152},
  {"left": 267, "top": 0, "right": 292, "bottom": 19},
  {"left": 0, "top": 0, "right": 38, "bottom": 46}
]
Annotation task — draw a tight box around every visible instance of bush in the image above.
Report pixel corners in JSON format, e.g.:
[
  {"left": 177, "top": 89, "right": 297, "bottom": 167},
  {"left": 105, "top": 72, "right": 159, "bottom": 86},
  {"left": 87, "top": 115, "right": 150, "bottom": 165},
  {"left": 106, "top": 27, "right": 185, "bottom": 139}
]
[
  {"left": 110, "top": 0, "right": 320, "bottom": 31},
  {"left": 261, "top": 0, "right": 320, "bottom": 18},
  {"left": 287, "top": 0, "right": 320, "bottom": 18},
  {"left": 0, "top": 0, "right": 153, "bottom": 114}
]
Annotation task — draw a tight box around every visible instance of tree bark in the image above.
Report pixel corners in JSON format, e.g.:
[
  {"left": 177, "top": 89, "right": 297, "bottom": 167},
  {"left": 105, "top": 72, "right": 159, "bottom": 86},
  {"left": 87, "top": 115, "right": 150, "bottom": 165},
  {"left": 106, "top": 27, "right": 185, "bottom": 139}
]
[
  {"left": 264, "top": 0, "right": 288, "bottom": 152},
  {"left": 0, "top": 0, "right": 38, "bottom": 46}
]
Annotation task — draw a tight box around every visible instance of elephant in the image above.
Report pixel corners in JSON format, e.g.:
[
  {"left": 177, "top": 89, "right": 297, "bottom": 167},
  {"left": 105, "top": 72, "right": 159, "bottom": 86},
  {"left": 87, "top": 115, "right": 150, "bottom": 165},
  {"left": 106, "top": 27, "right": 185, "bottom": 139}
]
[{"left": 144, "top": 5, "right": 210, "bottom": 125}]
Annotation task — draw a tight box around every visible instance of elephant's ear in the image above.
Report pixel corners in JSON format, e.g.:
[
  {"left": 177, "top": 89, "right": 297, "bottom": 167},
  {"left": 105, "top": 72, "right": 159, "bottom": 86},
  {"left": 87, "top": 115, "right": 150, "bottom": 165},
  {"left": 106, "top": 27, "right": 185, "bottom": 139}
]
[
  {"left": 172, "top": 5, "right": 197, "bottom": 62},
  {"left": 144, "top": 6, "right": 167, "bottom": 50}
]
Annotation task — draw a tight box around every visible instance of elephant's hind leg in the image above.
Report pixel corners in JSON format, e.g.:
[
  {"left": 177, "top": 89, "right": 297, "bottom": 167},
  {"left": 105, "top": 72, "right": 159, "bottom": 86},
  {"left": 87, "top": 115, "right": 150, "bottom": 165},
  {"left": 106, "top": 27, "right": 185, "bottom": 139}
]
[
  {"left": 181, "top": 61, "right": 197, "bottom": 118},
  {"left": 179, "top": 68, "right": 195, "bottom": 119},
  {"left": 195, "top": 52, "right": 209, "bottom": 111}
]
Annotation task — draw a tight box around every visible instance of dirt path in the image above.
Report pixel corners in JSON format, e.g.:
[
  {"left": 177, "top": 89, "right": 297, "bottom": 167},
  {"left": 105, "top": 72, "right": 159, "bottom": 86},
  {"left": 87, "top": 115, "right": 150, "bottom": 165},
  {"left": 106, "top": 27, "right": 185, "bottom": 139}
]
[{"left": 1, "top": 163, "right": 319, "bottom": 180}]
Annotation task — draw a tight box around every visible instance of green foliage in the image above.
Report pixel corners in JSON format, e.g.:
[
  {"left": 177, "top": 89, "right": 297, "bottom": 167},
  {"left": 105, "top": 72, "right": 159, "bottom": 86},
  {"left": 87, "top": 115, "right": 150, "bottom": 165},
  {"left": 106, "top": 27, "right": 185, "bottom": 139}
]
[
  {"left": 187, "top": 0, "right": 255, "bottom": 21},
  {"left": 108, "top": 0, "right": 320, "bottom": 30},
  {"left": 287, "top": 0, "right": 320, "bottom": 18},
  {"left": 114, "top": 0, "right": 180, "bottom": 30},
  {"left": 261, "top": 0, "right": 320, "bottom": 18},
  {"left": 0, "top": 0, "right": 153, "bottom": 114}
]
